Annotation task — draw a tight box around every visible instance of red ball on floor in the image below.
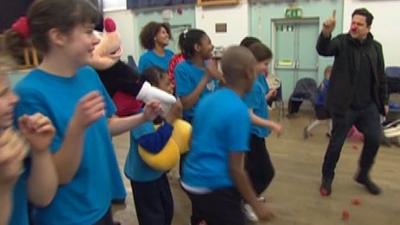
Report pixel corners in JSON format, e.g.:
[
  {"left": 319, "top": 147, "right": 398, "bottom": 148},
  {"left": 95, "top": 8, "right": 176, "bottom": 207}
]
[
  {"left": 342, "top": 209, "right": 350, "bottom": 221},
  {"left": 351, "top": 198, "right": 361, "bottom": 206}
]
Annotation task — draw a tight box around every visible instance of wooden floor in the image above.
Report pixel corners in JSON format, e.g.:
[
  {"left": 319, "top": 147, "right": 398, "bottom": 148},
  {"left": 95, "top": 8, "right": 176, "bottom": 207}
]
[{"left": 111, "top": 110, "right": 400, "bottom": 225}]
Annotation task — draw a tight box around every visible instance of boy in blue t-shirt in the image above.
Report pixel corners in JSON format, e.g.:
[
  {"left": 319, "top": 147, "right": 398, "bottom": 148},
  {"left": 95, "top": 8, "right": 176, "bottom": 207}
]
[
  {"left": 242, "top": 42, "right": 283, "bottom": 222},
  {"left": 138, "top": 22, "right": 174, "bottom": 72},
  {"left": 181, "top": 46, "right": 274, "bottom": 225},
  {"left": 304, "top": 65, "right": 332, "bottom": 138}
]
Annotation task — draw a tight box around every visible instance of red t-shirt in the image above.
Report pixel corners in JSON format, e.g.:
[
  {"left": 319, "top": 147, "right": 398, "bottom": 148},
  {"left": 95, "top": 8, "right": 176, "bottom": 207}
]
[{"left": 168, "top": 53, "right": 185, "bottom": 86}]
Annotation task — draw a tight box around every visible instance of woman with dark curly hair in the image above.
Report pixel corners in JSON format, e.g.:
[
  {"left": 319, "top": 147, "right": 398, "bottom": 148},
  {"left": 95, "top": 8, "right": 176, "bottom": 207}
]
[{"left": 138, "top": 22, "right": 174, "bottom": 73}]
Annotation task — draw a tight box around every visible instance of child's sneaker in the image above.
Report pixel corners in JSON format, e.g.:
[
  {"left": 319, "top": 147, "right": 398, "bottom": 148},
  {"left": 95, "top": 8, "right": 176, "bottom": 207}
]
[{"left": 243, "top": 203, "right": 259, "bottom": 222}]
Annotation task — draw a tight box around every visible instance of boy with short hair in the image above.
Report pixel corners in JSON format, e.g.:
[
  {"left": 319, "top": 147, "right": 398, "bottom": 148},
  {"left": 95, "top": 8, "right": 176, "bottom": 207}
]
[{"left": 181, "top": 46, "right": 274, "bottom": 225}]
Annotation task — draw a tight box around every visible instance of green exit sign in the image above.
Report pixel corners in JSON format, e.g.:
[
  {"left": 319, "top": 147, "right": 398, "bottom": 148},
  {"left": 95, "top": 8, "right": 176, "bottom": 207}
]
[{"left": 285, "top": 8, "right": 303, "bottom": 18}]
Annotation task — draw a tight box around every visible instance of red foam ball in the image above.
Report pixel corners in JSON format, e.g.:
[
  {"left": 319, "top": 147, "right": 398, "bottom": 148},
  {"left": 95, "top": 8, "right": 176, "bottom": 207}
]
[
  {"left": 342, "top": 209, "right": 350, "bottom": 221},
  {"left": 351, "top": 198, "right": 361, "bottom": 206},
  {"left": 104, "top": 17, "right": 116, "bottom": 32}
]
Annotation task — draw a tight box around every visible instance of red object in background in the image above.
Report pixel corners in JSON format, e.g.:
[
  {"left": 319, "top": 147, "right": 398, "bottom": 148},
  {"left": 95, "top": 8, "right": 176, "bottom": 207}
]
[
  {"left": 113, "top": 91, "right": 143, "bottom": 117},
  {"left": 348, "top": 125, "right": 364, "bottom": 142},
  {"left": 11, "top": 16, "right": 30, "bottom": 38},
  {"left": 351, "top": 198, "right": 361, "bottom": 206},
  {"left": 177, "top": 7, "right": 183, "bottom": 15},
  {"left": 342, "top": 209, "right": 350, "bottom": 221},
  {"left": 168, "top": 53, "right": 185, "bottom": 87},
  {"left": 104, "top": 17, "right": 116, "bottom": 32}
]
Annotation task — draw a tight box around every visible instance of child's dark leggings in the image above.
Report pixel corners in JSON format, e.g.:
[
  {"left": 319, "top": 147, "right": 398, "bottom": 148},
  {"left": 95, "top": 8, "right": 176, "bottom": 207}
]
[
  {"left": 245, "top": 134, "right": 275, "bottom": 195},
  {"left": 131, "top": 174, "right": 173, "bottom": 225}
]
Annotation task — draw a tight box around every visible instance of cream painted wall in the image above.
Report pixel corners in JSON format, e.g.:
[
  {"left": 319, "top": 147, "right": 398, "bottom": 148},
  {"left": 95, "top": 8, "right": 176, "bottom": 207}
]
[
  {"left": 102, "top": 0, "right": 400, "bottom": 67},
  {"left": 195, "top": 0, "right": 249, "bottom": 48},
  {"left": 343, "top": 0, "right": 400, "bottom": 66},
  {"left": 104, "top": 10, "right": 137, "bottom": 61},
  {"left": 103, "top": 0, "right": 127, "bottom": 12}
]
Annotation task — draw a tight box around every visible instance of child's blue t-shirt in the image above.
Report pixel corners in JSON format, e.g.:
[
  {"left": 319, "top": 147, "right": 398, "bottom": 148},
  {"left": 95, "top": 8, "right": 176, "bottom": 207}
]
[
  {"left": 138, "top": 49, "right": 174, "bottom": 73},
  {"left": 124, "top": 121, "right": 164, "bottom": 182},
  {"left": 175, "top": 60, "right": 218, "bottom": 123},
  {"left": 243, "top": 74, "right": 271, "bottom": 138},
  {"left": 316, "top": 79, "right": 330, "bottom": 107},
  {"left": 13, "top": 66, "right": 125, "bottom": 225},
  {"left": 9, "top": 173, "right": 28, "bottom": 225},
  {"left": 182, "top": 88, "right": 251, "bottom": 189}
]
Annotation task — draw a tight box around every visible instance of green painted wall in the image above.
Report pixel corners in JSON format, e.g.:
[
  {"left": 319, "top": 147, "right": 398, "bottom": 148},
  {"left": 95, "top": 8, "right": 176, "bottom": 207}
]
[{"left": 248, "top": 0, "right": 344, "bottom": 83}]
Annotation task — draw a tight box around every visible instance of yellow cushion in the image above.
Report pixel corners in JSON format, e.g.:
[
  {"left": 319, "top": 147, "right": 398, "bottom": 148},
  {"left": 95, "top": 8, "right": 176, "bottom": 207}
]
[
  {"left": 138, "top": 119, "right": 192, "bottom": 171},
  {"left": 172, "top": 119, "right": 192, "bottom": 154},
  {"left": 138, "top": 138, "right": 180, "bottom": 171}
]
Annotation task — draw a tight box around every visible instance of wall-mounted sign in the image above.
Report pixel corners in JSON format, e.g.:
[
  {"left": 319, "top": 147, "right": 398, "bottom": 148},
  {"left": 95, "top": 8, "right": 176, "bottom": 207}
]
[
  {"left": 285, "top": 8, "right": 303, "bottom": 18},
  {"left": 197, "top": 0, "right": 240, "bottom": 7},
  {"left": 215, "top": 23, "right": 227, "bottom": 33}
]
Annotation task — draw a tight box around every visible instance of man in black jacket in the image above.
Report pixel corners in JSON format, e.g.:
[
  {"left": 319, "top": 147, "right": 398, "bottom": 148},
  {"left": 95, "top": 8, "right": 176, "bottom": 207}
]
[{"left": 316, "top": 8, "right": 388, "bottom": 196}]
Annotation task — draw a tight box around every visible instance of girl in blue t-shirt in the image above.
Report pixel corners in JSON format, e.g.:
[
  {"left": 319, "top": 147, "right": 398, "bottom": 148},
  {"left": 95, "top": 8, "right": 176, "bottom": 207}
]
[
  {"left": 4, "top": 1, "right": 161, "bottom": 225},
  {"left": 125, "top": 66, "right": 181, "bottom": 225},
  {"left": 0, "top": 49, "right": 58, "bottom": 225},
  {"left": 138, "top": 22, "right": 175, "bottom": 72},
  {"left": 241, "top": 42, "right": 283, "bottom": 222},
  {"left": 175, "top": 29, "right": 224, "bottom": 124}
]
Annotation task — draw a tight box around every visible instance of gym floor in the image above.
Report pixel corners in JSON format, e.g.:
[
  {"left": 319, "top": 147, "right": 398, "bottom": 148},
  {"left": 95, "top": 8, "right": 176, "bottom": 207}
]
[{"left": 111, "top": 109, "right": 400, "bottom": 225}]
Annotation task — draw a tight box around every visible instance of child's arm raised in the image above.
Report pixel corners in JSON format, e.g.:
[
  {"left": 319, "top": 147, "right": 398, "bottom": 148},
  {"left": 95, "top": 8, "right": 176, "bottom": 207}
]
[
  {"left": 136, "top": 101, "right": 182, "bottom": 153},
  {"left": 179, "top": 75, "right": 209, "bottom": 110},
  {"left": 53, "top": 91, "right": 105, "bottom": 184},
  {"left": 108, "top": 101, "right": 161, "bottom": 136},
  {"left": 229, "top": 152, "right": 274, "bottom": 221},
  {"left": 317, "top": 10, "right": 340, "bottom": 56},
  {"left": 177, "top": 62, "right": 221, "bottom": 110},
  {"left": 18, "top": 113, "right": 58, "bottom": 207}
]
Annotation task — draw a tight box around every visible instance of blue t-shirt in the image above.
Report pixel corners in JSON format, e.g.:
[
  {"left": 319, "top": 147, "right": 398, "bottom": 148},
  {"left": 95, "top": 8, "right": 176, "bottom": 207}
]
[
  {"left": 175, "top": 60, "right": 218, "bottom": 123},
  {"left": 9, "top": 173, "right": 28, "bottom": 225},
  {"left": 243, "top": 74, "right": 270, "bottom": 138},
  {"left": 316, "top": 79, "right": 329, "bottom": 106},
  {"left": 182, "top": 88, "right": 251, "bottom": 189},
  {"left": 13, "top": 66, "right": 125, "bottom": 225},
  {"left": 138, "top": 49, "right": 174, "bottom": 72},
  {"left": 124, "top": 121, "right": 164, "bottom": 182}
]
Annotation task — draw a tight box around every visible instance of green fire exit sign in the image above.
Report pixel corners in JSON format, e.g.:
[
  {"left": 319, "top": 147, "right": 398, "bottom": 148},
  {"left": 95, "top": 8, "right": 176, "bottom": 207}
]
[{"left": 285, "top": 8, "right": 303, "bottom": 18}]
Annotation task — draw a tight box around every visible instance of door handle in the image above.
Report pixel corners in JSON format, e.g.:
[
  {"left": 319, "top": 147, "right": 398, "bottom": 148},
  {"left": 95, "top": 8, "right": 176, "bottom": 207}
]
[{"left": 294, "top": 60, "right": 300, "bottom": 69}]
